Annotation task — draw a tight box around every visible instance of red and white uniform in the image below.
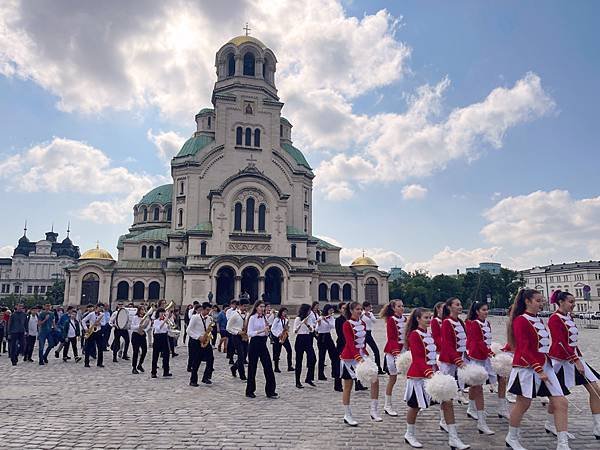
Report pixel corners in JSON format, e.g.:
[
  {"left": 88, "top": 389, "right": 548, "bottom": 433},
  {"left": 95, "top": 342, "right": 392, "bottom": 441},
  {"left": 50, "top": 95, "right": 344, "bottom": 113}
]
[
  {"left": 404, "top": 328, "right": 437, "bottom": 408},
  {"left": 430, "top": 317, "right": 443, "bottom": 351},
  {"left": 548, "top": 311, "right": 599, "bottom": 390},
  {"left": 383, "top": 314, "right": 405, "bottom": 375},
  {"left": 507, "top": 314, "right": 564, "bottom": 398},
  {"left": 438, "top": 317, "right": 467, "bottom": 386},
  {"left": 339, "top": 319, "right": 368, "bottom": 379},
  {"left": 466, "top": 319, "right": 497, "bottom": 384}
]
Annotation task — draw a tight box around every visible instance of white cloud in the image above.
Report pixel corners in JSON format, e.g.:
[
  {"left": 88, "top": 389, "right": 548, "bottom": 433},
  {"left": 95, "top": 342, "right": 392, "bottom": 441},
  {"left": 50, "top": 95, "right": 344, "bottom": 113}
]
[
  {"left": 401, "top": 184, "right": 428, "bottom": 200},
  {"left": 0, "top": 245, "right": 14, "bottom": 257},
  {"left": 147, "top": 129, "right": 186, "bottom": 165},
  {"left": 405, "top": 246, "right": 502, "bottom": 275}
]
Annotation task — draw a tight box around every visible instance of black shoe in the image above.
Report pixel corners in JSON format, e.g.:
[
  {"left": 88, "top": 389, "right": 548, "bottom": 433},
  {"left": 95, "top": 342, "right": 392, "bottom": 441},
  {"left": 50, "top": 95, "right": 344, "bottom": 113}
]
[
  {"left": 242, "top": 360, "right": 248, "bottom": 365},
  {"left": 63, "top": 358, "right": 68, "bottom": 362},
  {"left": 44, "top": 357, "right": 49, "bottom": 364},
  {"left": 54, "top": 351, "right": 59, "bottom": 358},
  {"left": 267, "top": 393, "right": 279, "bottom": 399},
  {"left": 334, "top": 378, "right": 343, "bottom": 392},
  {"left": 202, "top": 379, "right": 212, "bottom": 385},
  {"left": 97, "top": 364, "right": 104, "bottom": 368},
  {"left": 378, "top": 369, "right": 385, "bottom": 375},
  {"left": 137, "top": 365, "right": 144, "bottom": 372},
  {"left": 163, "top": 373, "right": 173, "bottom": 377},
  {"left": 39, "top": 361, "right": 45, "bottom": 366},
  {"left": 84, "top": 363, "right": 90, "bottom": 368},
  {"left": 296, "top": 382, "right": 304, "bottom": 389},
  {"left": 274, "top": 367, "right": 281, "bottom": 373},
  {"left": 113, "top": 358, "right": 118, "bottom": 363},
  {"left": 246, "top": 392, "right": 256, "bottom": 398},
  {"left": 306, "top": 380, "right": 316, "bottom": 387},
  {"left": 318, "top": 375, "right": 328, "bottom": 381},
  {"left": 189, "top": 382, "right": 199, "bottom": 387},
  {"left": 239, "top": 376, "right": 247, "bottom": 381},
  {"left": 228, "top": 359, "right": 234, "bottom": 365},
  {"left": 230, "top": 366, "right": 237, "bottom": 378},
  {"left": 151, "top": 374, "right": 157, "bottom": 378},
  {"left": 11, "top": 361, "right": 17, "bottom": 366},
  {"left": 288, "top": 366, "right": 295, "bottom": 372},
  {"left": 122, "top": 356, "right": 130, "bottom": 360},
  {"left": 132, "top": 368, "right": 139, "bottom": 374},
  {"left": 66, "top": 356, "right": 72, "bottom": 360}
]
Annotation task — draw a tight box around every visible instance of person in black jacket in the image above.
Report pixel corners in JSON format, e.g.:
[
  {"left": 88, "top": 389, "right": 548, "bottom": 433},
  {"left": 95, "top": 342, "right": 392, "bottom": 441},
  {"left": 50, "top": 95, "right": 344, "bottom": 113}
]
[
  {"left": 61, "top": 308, "right": 82, "bottom": 362},
  {"left": 8, "top": 303, "right": 27, "bottom": 366}
]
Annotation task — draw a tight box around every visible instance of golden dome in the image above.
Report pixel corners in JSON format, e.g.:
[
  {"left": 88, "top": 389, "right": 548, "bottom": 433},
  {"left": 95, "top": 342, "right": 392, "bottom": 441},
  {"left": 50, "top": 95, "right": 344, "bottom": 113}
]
[
  {"left": 80, "top": 243, "right": 114, "bottom": 261},
  {"left": 227, "top": 35, "right": 267, "bottom": 49},
  {"left": 350, "top": 255, "right": 378, "bottom": 267}
]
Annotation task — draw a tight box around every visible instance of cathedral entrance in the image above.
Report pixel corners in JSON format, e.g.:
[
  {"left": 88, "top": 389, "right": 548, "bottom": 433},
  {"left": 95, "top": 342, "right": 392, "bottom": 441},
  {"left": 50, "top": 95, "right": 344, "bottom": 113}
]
[
  {"left": 216, "top": 266, "right": 235, "bottom": 305},
  {"left": 81, "top": 273, "right": 99, "bottom": 305},
  {"left": 241, "top": 266, "right": 259, "bottom": 302},
  {"left": 264, "top": 267, "right": 283, "bottom": 304}
]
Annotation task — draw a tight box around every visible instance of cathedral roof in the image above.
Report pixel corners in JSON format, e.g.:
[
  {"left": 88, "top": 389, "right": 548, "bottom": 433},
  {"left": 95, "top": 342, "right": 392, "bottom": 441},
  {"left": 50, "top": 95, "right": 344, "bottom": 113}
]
[
  {"left": 228, "top": 35, "right": 267, "bottom": 49},
  {"left": 138, "top": 184, "right": 173, "bottom": 206},
  {"left": 313, "top": 236, "right": 340, "bottom": 249},
  {"left": 197, "top": 108, "right": 214, "bottom": 115},
  {"left": 350, "top": 256, "right": 378, "bottom": 267},
  {"left": 125, "top": 227, "right": 169, "bottom": 243},
  {"left": 281, "top": 143, "right": 312, "bottom": 170},
  {"left": 80, "top": 244, "right": 114, "bottom": 261},
  {"left": 175, "top": 134, "right": 215, "bottom": 158}
]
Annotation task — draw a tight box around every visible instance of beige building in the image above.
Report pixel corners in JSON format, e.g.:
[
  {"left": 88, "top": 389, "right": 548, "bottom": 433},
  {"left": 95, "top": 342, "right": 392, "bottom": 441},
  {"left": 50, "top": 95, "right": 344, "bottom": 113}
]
[{"left": 64, "top": 35, "right": 389, "bottom": 309}]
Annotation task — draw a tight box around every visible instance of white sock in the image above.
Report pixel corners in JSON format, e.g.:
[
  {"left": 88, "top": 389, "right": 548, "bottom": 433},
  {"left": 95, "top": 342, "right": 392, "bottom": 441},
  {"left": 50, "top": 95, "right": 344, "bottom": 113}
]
[
  {"left": 385, "top": 394, "right": 392, "bottom": 407},
  {"left": 508, "top": 426, "right": 520, "bottom": 439},
  {"left": 371, "top": 399, "right": 379, "bottom": 410},
  {"left": 557, "top": 431, "right": 569, "bottom": 443},
  {"left": 406, "top": 423, "right": 416, "bottom": 434},
  {"left": 593, "top": 413, "right": 600, "bottom": 427},
  {"left": 468, "top": 399, "right": 476, "bottom": 410},
  {"left": 440, "top": 409, "right": 446, "bottom": 423},
  {"left": 477, "top": 410, "right": 486, "bottom": 421},
  {"left": 344, "top": 405, "right": 352, "bottom": 416}
]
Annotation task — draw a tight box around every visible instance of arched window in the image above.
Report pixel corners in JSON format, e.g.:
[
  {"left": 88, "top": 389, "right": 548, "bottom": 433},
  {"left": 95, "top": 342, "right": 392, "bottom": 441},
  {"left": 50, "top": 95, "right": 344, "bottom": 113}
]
[
  {"left": 148, "top": 246, "right": 154, "bottom": 259},
  {"left": 245, "top": 127, "right": 251, "bottom": 146},
  {"left": 321, "top": 251, "right": 326, "bottom": 263},
  {"left": 243, "top": 52, "right": 255, "bottom": 76},
  {"left": 179, "top": 181, "right": 185, "bottom": 195},
  {"left": 200, "top": 241, "right": 207, "bottom": 256},
  {"left": 234, "top": 203, "right": 242, "bottom": 231},
  {"left": 330, "top": 283, "right": 340, "bottom": 301},
  {"left": 316, "top": 251, "right": 320, "bottom": 262},
  {"left": 148, "top": 281, "right": 160, "bottom": 300},
  {"left": 304, "top": 216, "right": 308, "bottom": 232},
  {"left": 207, "top": 116, "right": 211, "bottom": 129},
  {"left": 155, "top": 246, "right": 161, "bottom": 259},
  {"left": 141, "top": 246, "right": 147, "bottom": 258},
  {"left": 263, "top": 62, "right": 266, "bottom": 79},
  {"left": 142, "top": 208, "right": 148, "bottom": 221},
  {"left": 166, "top": 206, "right": 172, "bottom": 222},
  {"left": 343, "top": 283, "right": 352, "bottom": 301},
  {"left": 153, "top": 207, "right": 160, "bottom": 221},
  {"left": 365, "top": 277, "right": 378, "bottom": 304},
  {"left": 291, "top": 244, "right": 297, "bottom": 258},
  {"left": 258, "top": 204, "right": 266, "bottom": 232},
  {"left": 178, "top": 209, "right": 183, "bottom": 227},
  {"left": 227, "top": 53, "right": 235, "bottom": 76},
  {"left": 116, "top": 281, "right": 129, "bottom": 300},
  {"left": 254, "top": 128, "right": 261, "bottom": 147},
  {"left": 318, "top": 283, "right": 328, "bottom": 301},
  {"left": 236, "top": 127, "right": 243, "bottom": 145},
  {"left": 245, "top": 197, "right": 255, "bottom": 231},
  {"left": 133, "top": 281, "right": 145, "bottom": 300},
  {"left": 280, "top": 124, "right": 283, "bottom": 137}
]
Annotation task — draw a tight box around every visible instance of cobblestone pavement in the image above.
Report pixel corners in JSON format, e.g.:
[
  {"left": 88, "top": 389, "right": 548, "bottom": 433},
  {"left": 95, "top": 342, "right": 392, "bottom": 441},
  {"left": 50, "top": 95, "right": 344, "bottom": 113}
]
[{"left": 1, "top": 316, "right": 599, "bottom": 449}]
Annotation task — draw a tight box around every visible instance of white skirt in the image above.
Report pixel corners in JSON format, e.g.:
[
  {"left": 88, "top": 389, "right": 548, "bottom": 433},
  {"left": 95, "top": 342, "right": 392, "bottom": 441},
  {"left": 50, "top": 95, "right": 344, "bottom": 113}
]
[
  {"left": 384, "top": 353, "right": 398, "bottom": 376},
  {"left": 508, "top": 360, "right": 565, "bottom": 398},
  {"left": 439, "top": 361, "right": 464, "bottom": 390},
  {"left": 404, "top": 378, "right": 434, "bottom": 409},
  {"left": 469, "top": 357, "right": 498, "bottom": 385},
  {"left": 551, "top": 357, "right": 600, "bottom": 391},
  {"left": 340, "top": 359, "right": 358, "bottom": 380}
]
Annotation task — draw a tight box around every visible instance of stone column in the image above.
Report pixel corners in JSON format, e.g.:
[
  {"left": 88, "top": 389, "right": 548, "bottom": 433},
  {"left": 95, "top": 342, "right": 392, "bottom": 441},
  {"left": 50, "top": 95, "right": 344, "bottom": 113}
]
[
  {"left": 129, "top": 284, "right": 134, "bottom": 302},
  {"left": 235, "top": 55, "right": 242, "bottom": 76},
  {"left": 258, "top": 276, "right": 265, "bottom": 300},
  {"left": 144, "top": 285, "right": 149, "bottom": 301},
  {"left": 234, "top": 276, "right": 241, "bottom": 300},
  {"left": 256, "top": 58, "right": 264, "bottom": 78}
]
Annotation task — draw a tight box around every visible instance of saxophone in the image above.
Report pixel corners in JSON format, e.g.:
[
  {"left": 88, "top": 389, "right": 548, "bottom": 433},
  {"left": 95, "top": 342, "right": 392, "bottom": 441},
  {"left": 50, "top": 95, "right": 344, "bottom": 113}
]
[{"left": 200, "top": 319, "right": 215, "bottom": 348}]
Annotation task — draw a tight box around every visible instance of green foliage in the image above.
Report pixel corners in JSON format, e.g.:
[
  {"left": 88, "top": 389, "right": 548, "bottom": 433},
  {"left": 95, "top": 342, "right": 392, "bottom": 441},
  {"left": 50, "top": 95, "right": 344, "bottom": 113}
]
[
  {"left": 46, "top": 280, "right": 65, "bottom": 304},
  {"left": 389, "top": 268, "right": 524, "bottom": 309}
]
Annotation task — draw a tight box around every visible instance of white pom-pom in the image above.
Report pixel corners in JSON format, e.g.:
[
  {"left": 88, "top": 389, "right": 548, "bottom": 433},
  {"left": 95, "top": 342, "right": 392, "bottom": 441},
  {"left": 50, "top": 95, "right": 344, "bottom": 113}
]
[
  {"left": 491, "top": 342, "right": 504, "bottom": 355},
  {"left": 395, "top": 351, "right": 412, "bottom": 374},
  {"left": 355, "top": 358, "right": 379, "bottom": 385},
  {"left": 491, "top": 353, "right": 513, "bottom": 378},
  {"left": 457, "top": 363, "right": 488, "bottom": 386},
  {"left": 425, "top": 373, "right": 458, "bottom": 402}
]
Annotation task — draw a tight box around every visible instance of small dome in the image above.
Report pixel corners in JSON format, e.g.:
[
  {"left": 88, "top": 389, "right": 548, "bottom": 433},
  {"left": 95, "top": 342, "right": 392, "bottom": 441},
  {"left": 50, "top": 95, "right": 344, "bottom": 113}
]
[
  {"left": 62, "top": 236, "right": 72, "bottom": 245},
  {"left": 228, "top": 35, "right": 267, "bottom": 49},
  {"left": 18, "top": 235, "right": 30, "bottom": 244},
  {"left": 137, "top": 184, "right": 173, "bottom": 206},
  {"left": 351, "top": 255, "right": 378, "bottom": 267},
  {"left": 80, "top": 244, "right": 114, "bottom": 261}
]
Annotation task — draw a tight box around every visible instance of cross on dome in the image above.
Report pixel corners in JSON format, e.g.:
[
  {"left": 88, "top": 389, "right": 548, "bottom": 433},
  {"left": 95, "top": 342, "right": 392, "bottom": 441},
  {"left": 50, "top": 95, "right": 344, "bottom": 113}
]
[{"left": 243, "top": 22, "right": 251, "bottom": 36}]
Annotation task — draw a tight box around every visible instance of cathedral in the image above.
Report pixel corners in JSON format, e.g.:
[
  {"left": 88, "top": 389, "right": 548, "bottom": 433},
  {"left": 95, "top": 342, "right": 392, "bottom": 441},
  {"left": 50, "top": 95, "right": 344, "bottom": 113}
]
[{"left": 64, "top": 35, "right": 389, "bottom": 308}]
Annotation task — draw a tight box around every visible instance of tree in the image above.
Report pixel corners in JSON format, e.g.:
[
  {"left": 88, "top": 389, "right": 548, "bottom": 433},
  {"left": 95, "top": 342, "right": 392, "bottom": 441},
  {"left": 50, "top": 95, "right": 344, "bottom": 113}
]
[{"left": 46, "top": 280, "right": 65, "bottom": 305}]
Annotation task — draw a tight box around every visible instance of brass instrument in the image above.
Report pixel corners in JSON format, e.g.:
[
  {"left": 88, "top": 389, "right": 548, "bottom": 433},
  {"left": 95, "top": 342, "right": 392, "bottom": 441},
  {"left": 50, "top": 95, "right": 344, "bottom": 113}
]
[
  {"left": 200, "top": 317, "right": 215, "bottom": 348},
  {"left": 136, "top": 306, "right": 155, "bottom": 336},
  {"left": 279, "top": 319, "right": 289, "bottom": 344},
  {"left": 240, "top": 314, "right": 249, "bottom": 342},
  {"left": 163, "top": 301, "right": 181, "bottom": 338},
  {"left": 84, "top": 314, "right": 102, "bottom": 339}
]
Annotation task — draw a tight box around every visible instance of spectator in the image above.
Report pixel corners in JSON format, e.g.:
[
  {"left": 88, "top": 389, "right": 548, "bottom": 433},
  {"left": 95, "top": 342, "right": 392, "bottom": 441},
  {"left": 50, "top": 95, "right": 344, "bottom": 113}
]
[
  {"left": 24, "top": 305, "right": 40, "bottom": 362},
  {"left": 37, "top": 303, "right": 55, "bottom": 365},
  {"left": 8, "top": 303, "right": 27, "bottom": 365}
]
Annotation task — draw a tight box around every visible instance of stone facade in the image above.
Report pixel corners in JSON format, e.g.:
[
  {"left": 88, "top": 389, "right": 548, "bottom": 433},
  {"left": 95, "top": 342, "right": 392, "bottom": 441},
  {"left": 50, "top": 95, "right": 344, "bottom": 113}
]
[{"left": 64, "top": 35, "right": 389, "bottom": 309}]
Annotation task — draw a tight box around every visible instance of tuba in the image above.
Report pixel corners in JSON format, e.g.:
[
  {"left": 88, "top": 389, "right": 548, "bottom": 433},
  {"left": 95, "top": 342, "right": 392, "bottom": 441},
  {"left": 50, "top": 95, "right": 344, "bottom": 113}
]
[{"left": 163, "top": 300, "right": 181, "bottom": 338}]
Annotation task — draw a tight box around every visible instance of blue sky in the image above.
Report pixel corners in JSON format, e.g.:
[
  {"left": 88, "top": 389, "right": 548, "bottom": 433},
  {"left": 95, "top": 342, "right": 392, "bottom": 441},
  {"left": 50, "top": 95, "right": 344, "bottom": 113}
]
[{"left": 1, "top": 0, "right": 599, "bottom": 273}]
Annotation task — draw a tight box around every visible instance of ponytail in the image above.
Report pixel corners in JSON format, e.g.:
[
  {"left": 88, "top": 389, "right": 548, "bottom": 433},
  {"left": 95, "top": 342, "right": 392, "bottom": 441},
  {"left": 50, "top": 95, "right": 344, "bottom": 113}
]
[
  {"left": 467, "top": 301, "right": 486, "bottom": 321},
  {"left": 442, "top": 297, "right": 459, "bottom": 319},
  {"left": 550, "top": 289, "right": 572, "bottom": 306},
  {"left": 404, "top": 307, "right": 426, "bottom": 350},
  {"left": 507, "top": 289, "right": 539, "bottom": 347},
  {"left": 379, "top": 299, "right": 401, "bottom": 319},
  {"left": 344, "top": 301, "right": 360, "bottom": 320}
]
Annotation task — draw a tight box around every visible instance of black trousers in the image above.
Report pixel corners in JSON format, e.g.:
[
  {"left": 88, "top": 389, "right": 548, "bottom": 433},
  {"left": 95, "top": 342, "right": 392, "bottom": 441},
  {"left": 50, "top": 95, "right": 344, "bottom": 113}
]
[
  {"left": 226, "top": 332, "right": 235, "bottom": 362},
  {"left": 131, "top": 332, "right": 147, "bottom": 369},
  {"left": 24, "top": 335, "right": 36, "bottom": 360},
  {"left": 189, "top": 339, "right": 214, "bottom": 384},
  {"left": 272, "top": 337, "right": 293, "bottom": 368},
  {"left": 151, "top": 333, "right": 170, "bottom": 375},
  {"left": 365, "top": 330, "right": 381, "bottom": 370},
  {"left": 246, "top": 336, "right": 276, "bottom": 396},
  {"left": 9, "top": 332, "right": 24, "bottom": 364},
  {"left": 317, "top": 332, "right": 339, "bottom": 378},
  {"left": 112, "top": 328, "right": 130, "bottom": 359},
  {"left": 85, "top": 331, "right": 103, "bottom": 366},
  {"left": 231, "top": 334, "right": 247, "bottom": 379},
  {"left": 295, "top": 334, "right": 316, "bottom": 383},
  {"left": 62, "top": 337, "right": 79, "bottom": 359}
]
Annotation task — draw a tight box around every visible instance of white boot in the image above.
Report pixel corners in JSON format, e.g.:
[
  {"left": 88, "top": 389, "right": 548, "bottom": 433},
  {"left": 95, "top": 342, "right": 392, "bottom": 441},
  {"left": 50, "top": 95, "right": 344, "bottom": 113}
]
[
  {"left": 370, "top": 399, "right": 382, "bottom": 422},
  {"left": 404, "top": 423, "right": 423, "bottom": 448},
  {"left": 466, "top": 400, "right": 477, "bottom": 420},
  {"left": 556, "top": 431, "right": 570, "bottom": 450},
  {"left": 343, "top": 405, "right": 358, "bottom": 427},
  {"left": 439, "top": 409, "right": 449, "bottom": 433},
  {"left": 506, "top": 392, "right": 517, "bottom": 403},
  {"left": 545, "top": 420, "right": 575, "bottom": 439},
  {"left": 384, "top": 394, "right": 398, "bottom": 416},
  {"left": 477, "top": 410, "right": 494, "bottom": 435},
  {"left": 505, "top": 426, "right": 527, "bottom": 450},
  {"left": 497, "top": 398, "right": 510, "bottom": 419},
  {"left": 448, "top": 424, "right": 470, "bottom": 450},
  {"left": 593, "top": 413, "right": 600, "bottom": 439}
]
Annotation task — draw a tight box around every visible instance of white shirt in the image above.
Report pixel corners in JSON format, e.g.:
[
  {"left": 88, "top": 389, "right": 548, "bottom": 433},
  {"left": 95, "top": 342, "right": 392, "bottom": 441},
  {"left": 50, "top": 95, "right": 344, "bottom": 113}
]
[
  {"left": 67, "top": 318, "right": 77, "bottom": 338},
  {"left": 271, "top": 317, "right": 287, "bottom": 338},
  {"left": 131, "top": 315, "right": 151, "bottom": 334},
  {"left": 226, "top": 310, "right": 246, "bottom": 335},
  {"left": 81, "top": 312, "right": 101, "bottom": 331},
  {"left": 361, "top": 311, "right": 377, "bottom": 331},
  {"left": 316, "top": 315, "right": 335, "bottom": 334},
  {"left": 307, "top": 311, "right": 319, "bottom": 328},
  {"left": 247, "top": 315, "right": 269, "bottom": 338},
  {"left": 153, "top": 318, "right": 169, "bottom": 334},
  {"left": 294, "top": 316, "right": 314, "bottom": 334},
  {"left": 225, "top": 308, "right": 236, "bottom": 321},
  {"left": 188, "top": 308, "right": 195, "bottom": 320},
  {"left": 27, "top": 314, "right": 38, "bottom": 336},
  {"left": 265, "top": 312, "right": 276, "bottom": 326},
  {"left": 187, "top": 314, "right": 212, "bottom": 340}
]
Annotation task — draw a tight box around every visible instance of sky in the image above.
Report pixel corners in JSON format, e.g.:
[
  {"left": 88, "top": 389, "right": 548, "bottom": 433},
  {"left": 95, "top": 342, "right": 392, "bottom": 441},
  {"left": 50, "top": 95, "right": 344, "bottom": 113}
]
[{"left": 1, "top": 0, "right": 599, "bottom": 274}]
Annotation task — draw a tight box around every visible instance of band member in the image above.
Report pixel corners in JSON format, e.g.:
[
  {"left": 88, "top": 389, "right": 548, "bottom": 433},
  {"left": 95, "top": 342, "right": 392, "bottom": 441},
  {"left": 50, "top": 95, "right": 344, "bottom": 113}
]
[
  {"left": 61, "top": 308, "right": 81, "bottom": 363},
  {"left": 340, "top": 301, "right": 381, "bottom": 426},
  {"left": 245, "top": 300, "right": 278, "bottom": 398},
  {"left": 403, "top": 308, "right": 470, "bottom": 449},
  {"left": 294, "top": 303, "right": 317, "bottom": 389},
  {"left": 210, "top": 305, "right": 220, "bottom": 347},
  {"left": 226, "top": 299, "right": 248, "bottom": 381},
  {"left": 548, "top": 290, "right": 600, "bottom": 439},
  {"left": 505, "top": 289, "right": 568, "bottom": 450},
  {"left": 151, "top": 308, "right": 172, "bottom": 378},
  {"left": 335, "top": 302, "right": 367, "bottom": 393},
  {"left": 465, "top": 301, "right": 495, "bottom": 435},
  {"left": 316, "top": 304, "right": 338, "bottom": 382},
  {"left": 81, "top": 305, "right": 104, "bottom": 368},
  {"left": 362, "top": 301, "right": 383, "bottom": 374},
  {"left": 24, "top": 305, "right": 39, "bottom": 362},
  {"left": 380, "top": 299, "right": 406, "bottom": 417},
  {"left": 187, "top": 302, "right": 215, "bottom": 386},
  {"left": 109, "top": 301, "right": 130, "bottom": 362},
  {"left": 130, "top": 305, "right": 150, "bottom": 374},
  {"left": 186, "top": 304, "right": 197, "bottom": 372},
  {"left": 430, "top": 302, "right": 444, "bottom": 351},
  {"left": 264, "top": 303, "right": 276, "bottom": 327},
  {"left": 271, "top": 307, "right": 294, "bottom": 373},
  {"left": 225, "top": 299, "right": 239, "bottom": 365},
  {"left": 308, "top": 301, "right": 320, "bottom": 330}
]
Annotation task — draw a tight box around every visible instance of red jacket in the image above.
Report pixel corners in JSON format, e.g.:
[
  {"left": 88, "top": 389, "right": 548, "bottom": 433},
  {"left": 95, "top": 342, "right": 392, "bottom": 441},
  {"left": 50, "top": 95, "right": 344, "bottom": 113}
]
[
  {"left": 466, "top": 319, "right": 494, "bottom": 361},
  {"left": 438, "top": 317, "right": 466, "bottom": 366},
  {"left": 430, "top": 317, "right": 442, "bottom": 350},
  {"left": 512, "top": 314, "right": 549, "bottom": 374},
  {"left": 407, "top": 328, "right": 436, "bottom": 379},
  {"left": 339, "top": 319, "right": 369, "bottom": 361},
  {"left": 383, "top": 315, "right": 405, "bottom": 355},
  {"left": 548, "top": 312, "right": 581, "bottom": 363}
]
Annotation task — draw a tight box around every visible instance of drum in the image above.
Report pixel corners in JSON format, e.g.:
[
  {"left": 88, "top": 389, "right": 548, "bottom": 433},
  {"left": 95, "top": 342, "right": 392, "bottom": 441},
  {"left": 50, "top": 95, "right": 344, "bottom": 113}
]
[
  {"left": 115, "top": 308, "right": 129, "bottom": 330},
  {"left": 168, "top": 329, "right": 181, "bottom": 339}
]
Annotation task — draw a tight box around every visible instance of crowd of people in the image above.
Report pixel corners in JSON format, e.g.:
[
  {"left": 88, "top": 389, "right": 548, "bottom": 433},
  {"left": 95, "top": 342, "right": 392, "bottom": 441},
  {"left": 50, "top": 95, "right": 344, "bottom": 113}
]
[{"left": 1, "top": 289, "right": 599, "bottom": 450}]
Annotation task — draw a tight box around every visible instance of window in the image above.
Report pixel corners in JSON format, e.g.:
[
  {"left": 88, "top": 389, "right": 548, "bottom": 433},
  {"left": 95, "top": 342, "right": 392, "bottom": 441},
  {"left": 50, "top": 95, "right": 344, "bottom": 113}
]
[
  {"left": 245, "top": 127, "right": 252, "bottom": 146},
  {"left": 321, "top": 251, "right": 326, "bottom": 263},
  {"left": 0, "top": 284, "right": 8, "bottom": 293},
  {"left": 243, "top": 52, "right": 255, "bottom": 76},
  {"left": 549, "top": 276, "right": 554, "bottom": 282},
  {"left": 207, "top": 116, "right": 211, "bottom": 129},
  {"left": 153, "top": 207, "right": 160, "bottom": 221},
  {"left": 178, "top": 209, "right": 183, "bottom": 227},
  {"left": 330, "top": 284, "right": 340, "bottom": 301},
  {"left": 316, "top": 250, "right": 320, "bottom": 262},
  {"left": 141, "top": 245, "right": 147, "bottom": 258},
  {"left": 14, "top": 285, "right": 20, "bottom": 294},
  {"left": 179, "top": 181, "right": 185, "bottom": 195},
  {"left": 280, "top": 124, "right": 283, "bottom": 137},
  {"left": 575, "top": 274, "right": 584, "bottom": 281},
  {"left": 595, "top": 273, "right": 600, "bottom": 280},
  {"left": 236, "top": 127, "right": 243, "bottom": 145},
  {"left": 227, "top": 53, "right": 235, "bottom": 76},
  {"left": 34, "top": 286, "right": 39, "bottom": 294},
  {"left": 597, "top": 288, "right": 600, "bottom": 297},
  {"left": 200, "top": 241, "right": 207, "bottom": 256},
  {"left": 563, "top": 275, "right": 569, "bottom": 282},
  {"left": 234, "top": 203, "right": 242, "bottom": 231},
  {"left": 142, "top": 208, "right": 148, "bottom": 221},
  {"left": 258, "top": 204, "right": 266, "bottom": 232},
  {"left": 148, "top": 281, "right": 160, "bottom": 300},
  {"left": 254, "top": 128, "right": 261, "bottom": 147},
  {"left": 291, "top": 244, "right": 297, "bottom": 258},
  {"left": 534, "top": 277, "right": 543, "bottom": 284},
  {"left": 304, "top": 189, "right": 308, "bottom": 204},
  {"left": 167, "top": 206, "right": 172, "bottom": 222},
  {"left": 117, "top": 281, "right": 129, "bottom": 300},
  {"left": 27, "top": 286, "right": 33, "bottom": 294},
  {"left": 262, "top": 61, "right": 266, "bottom": 79},
  {"left": 148, "top": 246, "right": 154, "bottom": 259},
  {"left": 133, "top": 281, "right": 145, "bottom": 300},
  {"left": 155, "top": 246, "right": 161, "bottom": 259},
  {"left": 246, "top": 198, "right": 255, "bottom": 231},
  {"left": 304, "top": 216, "right": 307, "bottom": 233},
  {"left": 40, "top": 286, "right": 46, "bottom": 293},
  {"left": 576, "top": 288, "right": 583, "bottom": 297}
]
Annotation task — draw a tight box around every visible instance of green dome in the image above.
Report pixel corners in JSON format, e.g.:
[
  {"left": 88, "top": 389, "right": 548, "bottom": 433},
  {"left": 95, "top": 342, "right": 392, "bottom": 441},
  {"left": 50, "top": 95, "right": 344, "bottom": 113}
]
[
  {"left": 138, "top": 184, "right": 172, "bottom": 206},
  {"left": 175, "top": 134, "right": 215, "bottom": 158}
]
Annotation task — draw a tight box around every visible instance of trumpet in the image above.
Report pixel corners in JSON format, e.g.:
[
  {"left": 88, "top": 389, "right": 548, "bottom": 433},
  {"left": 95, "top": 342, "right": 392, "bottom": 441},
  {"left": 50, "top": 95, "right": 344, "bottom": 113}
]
[{"left": 136, "top": 306, "right": 155, "bottom": 336}]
